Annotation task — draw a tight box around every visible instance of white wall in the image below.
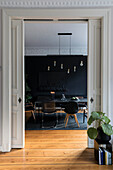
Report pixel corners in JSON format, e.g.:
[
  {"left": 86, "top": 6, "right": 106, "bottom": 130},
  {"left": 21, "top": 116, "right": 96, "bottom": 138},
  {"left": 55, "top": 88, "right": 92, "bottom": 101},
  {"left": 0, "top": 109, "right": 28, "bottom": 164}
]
[
  {"left": 0, "top": 9, "right": 2, "bottom": 146},
  {"left": 0, "top": 5, "right": 113, "bottom": 148}
]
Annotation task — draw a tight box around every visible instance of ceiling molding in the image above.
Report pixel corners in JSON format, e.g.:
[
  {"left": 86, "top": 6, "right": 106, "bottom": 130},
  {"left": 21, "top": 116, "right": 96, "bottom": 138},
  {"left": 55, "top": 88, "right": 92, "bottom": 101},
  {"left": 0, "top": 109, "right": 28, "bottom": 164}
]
[
  {"left": 0, "top": 0, "right": 113, "bottom": 8},
  {"left": 25, "top": 47, "right": 87, "bottom": 56}
]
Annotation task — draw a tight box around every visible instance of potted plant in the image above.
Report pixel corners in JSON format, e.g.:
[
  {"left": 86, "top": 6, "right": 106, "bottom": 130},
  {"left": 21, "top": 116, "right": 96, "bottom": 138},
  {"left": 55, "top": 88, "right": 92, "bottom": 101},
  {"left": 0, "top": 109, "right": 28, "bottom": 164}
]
[
  {"left": 25, "top": 82, "right": 32, "bottom": 103},
  {"left": 87, "top": 111, "right": 113, "bottom": 143},
  {"left": 25, "top": 74, "right": 32, "bottom": 104}
]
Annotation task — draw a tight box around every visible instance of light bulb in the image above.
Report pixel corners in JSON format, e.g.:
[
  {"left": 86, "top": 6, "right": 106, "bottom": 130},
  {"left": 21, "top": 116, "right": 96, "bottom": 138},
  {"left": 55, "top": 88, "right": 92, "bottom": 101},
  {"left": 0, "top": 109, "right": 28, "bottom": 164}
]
[
  {"left": 67, "top": 69, "right": 70, "bottom": 74},
  {"left": 54, "top": 61, "right": 56, "bottom": 66},
  {"left": 61, "top": 64, "right": 63, "bottom": 69},
  {"left": 74, "top": 66, "right": 76, "bottom": 72},
  {"left": 80, "top": 61, "right": 83, "bottom": 66},
  {"left": 48, "top": 66, "right": 50, "bottom": 71}
]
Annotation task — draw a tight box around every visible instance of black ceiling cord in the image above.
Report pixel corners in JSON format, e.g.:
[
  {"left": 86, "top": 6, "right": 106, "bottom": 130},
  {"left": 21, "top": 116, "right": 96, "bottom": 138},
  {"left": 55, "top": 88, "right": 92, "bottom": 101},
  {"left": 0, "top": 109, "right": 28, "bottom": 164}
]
[{"left": 58, "top": 32, "right": 72, "bottom": 55}]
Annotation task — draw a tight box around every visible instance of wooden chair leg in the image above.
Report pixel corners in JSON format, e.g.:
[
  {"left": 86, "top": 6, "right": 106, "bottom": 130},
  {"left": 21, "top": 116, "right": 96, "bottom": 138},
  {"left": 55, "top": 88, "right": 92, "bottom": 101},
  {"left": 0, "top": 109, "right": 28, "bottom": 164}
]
[
  {"left": 74, "top": 114, "right": 80, "bottom": 127},
  {"left": 65, "top": 114, "right": 69, "bottom": 128},
  {"left": 32, "top": 111, "right": 36, "bottom": 121},
  {"left": 64, "top": 114, "right": 68, "bottom": 122}
]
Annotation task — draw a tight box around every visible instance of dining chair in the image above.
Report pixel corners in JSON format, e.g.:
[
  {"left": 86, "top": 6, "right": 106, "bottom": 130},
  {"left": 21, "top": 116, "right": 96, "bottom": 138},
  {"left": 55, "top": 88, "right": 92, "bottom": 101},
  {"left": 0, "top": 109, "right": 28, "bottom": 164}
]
[
  {"left": 64, "top": 102, "right": 80, "bottom": 128},
  {"left": 25, "top": 102, "right": 36, "bottom": 122},
  {"left": 78, "top": 103, "right": 87, "bottom": 123},
  {"left": 42, "top": 101, "right": 58, "bottom": 128}
]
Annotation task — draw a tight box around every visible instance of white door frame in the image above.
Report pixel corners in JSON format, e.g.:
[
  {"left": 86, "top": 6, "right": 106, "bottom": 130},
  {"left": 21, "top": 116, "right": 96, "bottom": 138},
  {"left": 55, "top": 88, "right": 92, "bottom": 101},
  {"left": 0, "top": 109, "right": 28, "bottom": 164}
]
[{"left": 2, "top": 8, "right": 111, "bottom": 152}]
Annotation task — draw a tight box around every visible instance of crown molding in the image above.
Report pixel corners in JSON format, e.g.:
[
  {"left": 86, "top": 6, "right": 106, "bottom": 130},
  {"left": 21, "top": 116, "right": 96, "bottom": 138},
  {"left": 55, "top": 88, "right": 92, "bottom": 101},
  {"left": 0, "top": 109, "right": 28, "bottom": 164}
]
[
  {"left": 0, "top": 0, "right": 113, "bottom": 8},
  {"left": 25, "top": 47, "right": 87, "bottom": 56}
]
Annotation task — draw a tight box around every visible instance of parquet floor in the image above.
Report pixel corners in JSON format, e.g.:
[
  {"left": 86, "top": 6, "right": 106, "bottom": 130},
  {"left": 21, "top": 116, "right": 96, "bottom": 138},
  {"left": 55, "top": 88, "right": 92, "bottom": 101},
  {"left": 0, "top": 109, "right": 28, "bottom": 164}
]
[{"left": 0, "top": 130, "right": 113, "bottom": 169}]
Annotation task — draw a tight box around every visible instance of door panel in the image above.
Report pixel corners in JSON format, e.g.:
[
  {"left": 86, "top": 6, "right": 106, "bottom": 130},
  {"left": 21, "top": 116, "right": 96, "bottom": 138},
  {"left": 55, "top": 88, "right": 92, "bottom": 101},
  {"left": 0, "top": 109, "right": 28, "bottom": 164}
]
[
  {"left": 88, "top": 20, "right": 101, "bottom": 148},
  {"left": 11, "top": 20, "right": 24, "bottom": 148}
]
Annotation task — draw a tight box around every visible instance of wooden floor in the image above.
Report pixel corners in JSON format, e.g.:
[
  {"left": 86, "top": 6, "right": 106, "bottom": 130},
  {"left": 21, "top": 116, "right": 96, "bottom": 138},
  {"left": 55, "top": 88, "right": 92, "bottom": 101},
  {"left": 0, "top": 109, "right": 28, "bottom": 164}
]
[{"left": 0, "top": 130, "right": 113, "bottom": 170}]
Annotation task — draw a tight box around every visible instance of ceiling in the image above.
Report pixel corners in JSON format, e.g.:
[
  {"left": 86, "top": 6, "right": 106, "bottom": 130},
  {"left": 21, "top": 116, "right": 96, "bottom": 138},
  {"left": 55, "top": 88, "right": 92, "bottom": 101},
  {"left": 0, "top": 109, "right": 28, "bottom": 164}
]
[{"left": 25, "top": 22, "right": 88, "bottom": 48}]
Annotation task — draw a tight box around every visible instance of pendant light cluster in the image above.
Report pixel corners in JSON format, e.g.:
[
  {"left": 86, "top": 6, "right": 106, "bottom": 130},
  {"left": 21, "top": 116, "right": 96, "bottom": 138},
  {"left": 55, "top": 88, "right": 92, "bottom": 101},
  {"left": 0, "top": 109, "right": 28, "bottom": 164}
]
[
  {"left": 47, "top": 59, "right": 84, "bottom": 73},
  {"left": 47, "top": 32, "right": 84, "bottom": 73}
]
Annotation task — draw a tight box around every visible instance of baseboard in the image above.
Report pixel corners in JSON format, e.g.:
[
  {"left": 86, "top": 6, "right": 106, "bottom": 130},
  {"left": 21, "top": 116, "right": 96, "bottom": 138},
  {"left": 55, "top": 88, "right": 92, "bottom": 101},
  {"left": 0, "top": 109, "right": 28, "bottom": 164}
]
[
  {"left": 11, "top": 145, "right": 24, "bottom": 149},
  {"left": 0, "top": 145, "right": 24, "bottom": 152}
]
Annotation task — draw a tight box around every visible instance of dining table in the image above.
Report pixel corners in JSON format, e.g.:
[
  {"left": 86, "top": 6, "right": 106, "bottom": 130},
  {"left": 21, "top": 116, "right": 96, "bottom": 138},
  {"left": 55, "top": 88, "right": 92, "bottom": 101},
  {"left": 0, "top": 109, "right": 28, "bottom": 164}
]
[{"left": 34, "top": 98, "right": 87, "bottom": 124}]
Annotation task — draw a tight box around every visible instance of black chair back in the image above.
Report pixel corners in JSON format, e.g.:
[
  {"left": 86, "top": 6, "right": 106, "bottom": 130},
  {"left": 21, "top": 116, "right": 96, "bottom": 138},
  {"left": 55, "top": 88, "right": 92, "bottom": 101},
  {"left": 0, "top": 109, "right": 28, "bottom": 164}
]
[
  {"left": 43, "top": 101, "right": 56, "bottom": 113},
  {"left": 65, "top": 102, "right": 78, "bottom": 114},
  {"left": 25, "top": 103, "right": 34, "bottom": 111}
]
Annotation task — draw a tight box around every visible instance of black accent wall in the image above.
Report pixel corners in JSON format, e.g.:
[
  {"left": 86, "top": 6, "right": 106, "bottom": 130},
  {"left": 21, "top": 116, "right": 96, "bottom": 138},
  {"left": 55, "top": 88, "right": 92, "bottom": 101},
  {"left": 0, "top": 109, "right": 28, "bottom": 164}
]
[{"left": 25, "top": 55, "right": 87, "bottom": 98}]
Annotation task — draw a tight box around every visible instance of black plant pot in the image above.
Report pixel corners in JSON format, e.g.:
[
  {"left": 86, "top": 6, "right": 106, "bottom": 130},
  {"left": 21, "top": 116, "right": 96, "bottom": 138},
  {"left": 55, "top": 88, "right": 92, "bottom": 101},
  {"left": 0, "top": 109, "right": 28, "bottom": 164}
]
[{"left": 96, "top": 127, "right": 111, "bottom": 143}]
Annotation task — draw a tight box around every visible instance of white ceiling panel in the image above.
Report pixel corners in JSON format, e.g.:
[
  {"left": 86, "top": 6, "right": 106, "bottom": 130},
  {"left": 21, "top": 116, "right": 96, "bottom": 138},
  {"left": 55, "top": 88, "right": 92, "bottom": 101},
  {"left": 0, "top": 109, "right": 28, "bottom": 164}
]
[{"left": 25, "top": 22, "right": 88, "bottom": 48}]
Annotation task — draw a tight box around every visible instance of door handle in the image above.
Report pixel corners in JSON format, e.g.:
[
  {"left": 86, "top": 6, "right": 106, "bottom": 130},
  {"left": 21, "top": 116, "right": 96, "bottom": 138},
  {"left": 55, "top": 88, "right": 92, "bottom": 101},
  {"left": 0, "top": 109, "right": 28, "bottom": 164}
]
[
  {"left": 90, "top": 97, "right": 94, "bottom": 103},
  {"left": 18, "top": 97, "right": 22, "bottom": 103}
]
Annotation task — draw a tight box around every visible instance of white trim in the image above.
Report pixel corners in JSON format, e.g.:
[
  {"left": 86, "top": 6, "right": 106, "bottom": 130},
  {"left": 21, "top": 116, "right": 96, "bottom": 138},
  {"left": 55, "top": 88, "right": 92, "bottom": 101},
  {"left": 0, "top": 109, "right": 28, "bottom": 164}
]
[
  {"left": 0, "top": 0, "right": 113, "bottom": 8},
  {"left": 106, "top": 10, "right": 111, "bottom": 119},
  {"left": 22, "top": 21, "right": 25, "bottom": 149},
  {"left": 88, "top": 20, "right": 101, "bottom": 148},
  {"left": 0, "top": 146, "right": 2, "bottom": 151},
  {"left": 2, "top": 8, "right": 111, "bottom": 151},
  {"left": 101, "top": 10, "right": 111, "bottom": 118},
  {"left": 2, "top": 10, "right": 11, "bottom": 152},
  {"left": 25, "top": 47, "right": 87, "bottom": 56}
]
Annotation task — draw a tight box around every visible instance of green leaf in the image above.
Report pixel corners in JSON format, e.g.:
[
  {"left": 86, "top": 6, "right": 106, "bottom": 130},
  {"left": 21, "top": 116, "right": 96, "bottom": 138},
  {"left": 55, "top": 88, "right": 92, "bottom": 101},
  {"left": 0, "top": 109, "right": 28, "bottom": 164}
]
[
  {"left": 102, "top": 116, "right": 110, "bottom": 124},
  {"left": 26, "top": 82, "right": 31, "bottom": 92},
  {"left": 96, "top": 111, "right": 105, "bottom": 116},
  {"left": 87, "top": 127, "right": 98, "bottom": 139},
  {"left": 91, "top": 111, "right": 101, "bottom": 120},
  {"left": 101, "top": 124, "right": 113, "bottom": 136},
  {"left": 88, "top": 116, "right": 95, "bottom": 125}
]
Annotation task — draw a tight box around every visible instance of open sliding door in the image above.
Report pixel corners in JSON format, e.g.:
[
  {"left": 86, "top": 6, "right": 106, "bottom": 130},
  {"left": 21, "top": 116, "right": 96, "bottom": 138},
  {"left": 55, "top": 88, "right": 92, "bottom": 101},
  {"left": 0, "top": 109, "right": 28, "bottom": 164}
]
[
  {"left": 88, "top": 20, "right": 101, "bottom": 148},
  {"left": 11, "top": 20, "right": 24, "bottom": 148},
  {"left": 11, "top": 19, "right": 101, "bottom": 149}
]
